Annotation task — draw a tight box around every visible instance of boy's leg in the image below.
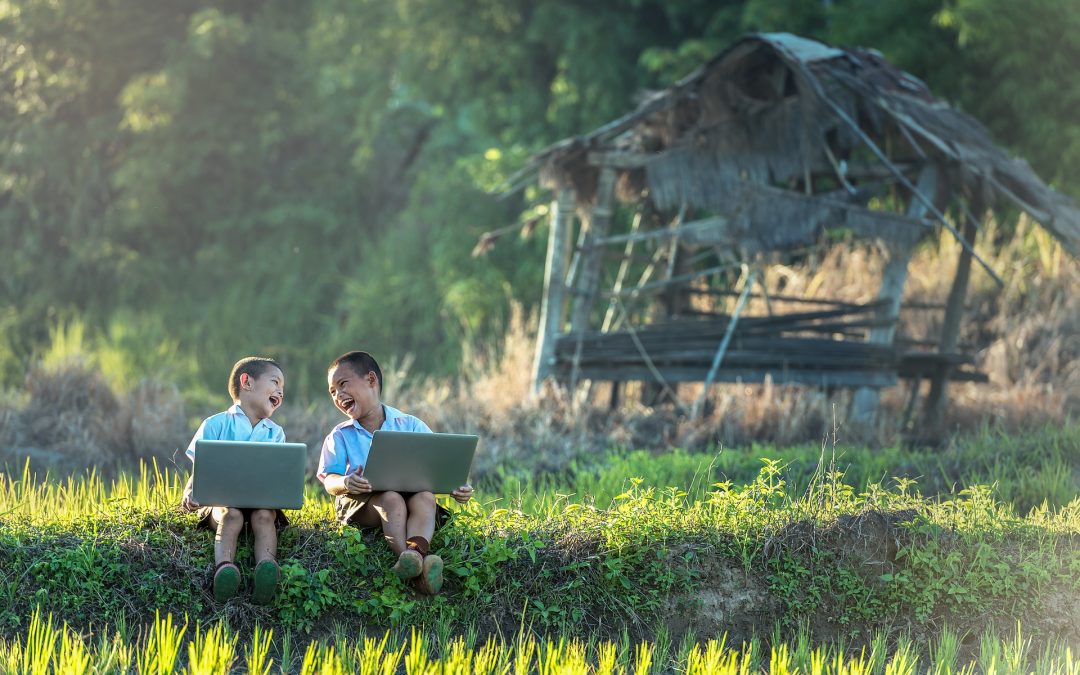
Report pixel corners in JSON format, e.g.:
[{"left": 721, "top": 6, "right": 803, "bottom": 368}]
[
  {"left": 250, "top": 509, "right": 278, "bottom": 563},
  {"left": 404, "top": 492, "right": 443, "bottom": 595},
  {"left": 351, "top": 492, "right": 408, "bottom": 554},
  {"left": 207, "top": 507, "right": 243, "bottom": 601},
  {"left": 349, "top": 492, "right": 422, "bottom": 579},
  {"left": 405, "top": 492, "right": 437, "bottom": 545},
  {"left": 250, "top": 509, "right": 280, "bottom": 605},
  {"left": 210, "top": 507, "right": 244, "bottom": 565}
]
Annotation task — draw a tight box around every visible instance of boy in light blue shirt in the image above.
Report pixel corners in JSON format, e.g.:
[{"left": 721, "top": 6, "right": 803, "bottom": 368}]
[
  {"left": 181, "top": 356, "right": 287, "bottom": 604},
  {"left": 318, "top": 350, "right": 473, "bottom": 595}
]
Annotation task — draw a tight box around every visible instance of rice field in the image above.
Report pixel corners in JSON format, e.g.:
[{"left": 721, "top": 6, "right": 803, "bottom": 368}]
[{"left": 2, "top": 609, "right": 1078, "bottom": 675}]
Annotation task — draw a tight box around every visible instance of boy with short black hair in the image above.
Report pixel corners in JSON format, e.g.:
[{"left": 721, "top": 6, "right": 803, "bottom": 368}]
[
  {"left": 181, "top": 356, "right": 287, "bottom": 604},
  {"left": 318, "top": 350, "right": 473, "bottom": 595}
]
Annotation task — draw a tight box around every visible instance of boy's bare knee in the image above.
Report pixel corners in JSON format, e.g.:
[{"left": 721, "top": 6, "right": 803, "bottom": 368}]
[
  {"left": 218, "top": 507, "right": 244, "bottom": 529},
  {"left": 377, "top": 491, "right": 407, "bottom": 512},
  {"left": 250, "top": 509, "right": 276, "bottom": 529},
  {"left": 369, "top": 492, "right": 404, "bottom": 522},
  {"left": 408, "top": 491, "right": 435, "bottom": 510}
]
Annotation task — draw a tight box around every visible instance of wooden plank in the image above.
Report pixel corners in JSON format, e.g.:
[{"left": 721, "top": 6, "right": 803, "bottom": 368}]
[
  {"left": 531, "top": 188, "right": 575, "bottom": 391},
  {"left": 564, "top": 349, "right": 894, "bottom": 370},
  {"left": 587, "top": 151, "right": 660, "bottom": 168},
  {"left": 685, "top": 289, "right": 870, "bottom": 309},
  {"left": 559, "top": 365, "right": 899, "bottom": 388},
  {"left": 595, "top": 216, "right": 728, "bottom": 247}
]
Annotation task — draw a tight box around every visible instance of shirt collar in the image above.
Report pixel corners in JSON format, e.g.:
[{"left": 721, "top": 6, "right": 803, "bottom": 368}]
[
  {"left": 350, "top": 403, "right": 403, "bottom": 432},
  {"left": 383, "top": 404, "right": 405, "bottom": 421},
  {"left": 228, "top": 403, "right": 269, "bottom": 427}
]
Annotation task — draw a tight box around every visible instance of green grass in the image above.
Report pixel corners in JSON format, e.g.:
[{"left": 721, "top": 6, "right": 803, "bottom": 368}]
[
  {"left": 0, "top": 427, "right": 1078, "bottom": 672},
  {"left": 481, "top": 423, "right": 1080, "bottom": 514}
]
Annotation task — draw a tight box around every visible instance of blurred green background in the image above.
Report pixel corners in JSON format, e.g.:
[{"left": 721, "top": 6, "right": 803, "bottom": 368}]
[{"left": 2, "top": 0, "right": 1078, "bottom": 406}]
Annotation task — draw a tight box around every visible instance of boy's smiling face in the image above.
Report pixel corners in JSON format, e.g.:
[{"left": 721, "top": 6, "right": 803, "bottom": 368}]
[
  {"left": 237, "top": 365, "right": 285, "bottom": 420},
  {"left": 327, "top": 362, "right": 379, "bottom": 421}
]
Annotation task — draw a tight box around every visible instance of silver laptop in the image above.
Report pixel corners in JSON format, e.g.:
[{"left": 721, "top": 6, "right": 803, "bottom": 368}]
[
  {"left": 362, "top": 431, "right": 478, "bottom": 494},
  {"left": 192, "top": 440, "right": 307, "bottom": 510}
]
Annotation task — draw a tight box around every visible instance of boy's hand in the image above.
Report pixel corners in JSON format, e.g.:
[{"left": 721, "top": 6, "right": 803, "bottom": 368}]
[
  {"left": 450, "top": 484, "right": 473, "bottom": 504},
  {"left": 181, "top": 492, "right": 200, "bottom": 512},
  {"left": 343, "top": 473, "right": 372, "bottom": 494}
]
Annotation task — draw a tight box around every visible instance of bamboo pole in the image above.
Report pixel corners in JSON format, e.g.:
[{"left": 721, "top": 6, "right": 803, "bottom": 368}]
[
  {"left": 602, "top": 209, "right": 644, "bottom": 332},
  {"left": 691, "top": 268, "right": 756, "bottom": 421},
  {"left": 532, "top": 188, "right": 575, "bottom": 392}
]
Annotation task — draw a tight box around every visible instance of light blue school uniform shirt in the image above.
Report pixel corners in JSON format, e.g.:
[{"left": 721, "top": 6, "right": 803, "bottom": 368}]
[
  {"left": 317, "top": 404, "right": 431, "bottom": 481},
  {"left": 185, "top": 403, "right": 286, "bottom": 461}
]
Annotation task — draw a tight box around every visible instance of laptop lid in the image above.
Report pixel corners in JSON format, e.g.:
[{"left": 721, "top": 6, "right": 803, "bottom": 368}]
[
  {"left": 363, "top": 431, "right": 478, "bottom": 494},
  {"left": 192, "top": 440, "right": 307, "bottom": 510}
]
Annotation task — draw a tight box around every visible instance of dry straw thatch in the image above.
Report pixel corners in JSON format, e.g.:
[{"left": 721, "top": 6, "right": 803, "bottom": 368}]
[{"left": 523, "top": 33, "right": 1079, "bottom": 255}]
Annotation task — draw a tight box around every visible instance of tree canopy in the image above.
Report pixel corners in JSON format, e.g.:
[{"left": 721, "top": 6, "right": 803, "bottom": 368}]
[{"left": 1, "top": 0, "right": 1077, "bottom": 403}]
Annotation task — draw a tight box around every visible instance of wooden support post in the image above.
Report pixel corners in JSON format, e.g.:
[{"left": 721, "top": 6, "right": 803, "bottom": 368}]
[
  {"left": 922, "top": 203, "right": 980, "bottom": 431},
  {"left": 691, "top": 268, "right": 756, "bottom": 421},
  {"left": 851, "top": 166, "right": 940, "bottom": 430},
  {"left": 568, "top": 167, "right": 617, "bottom": 391},
  {"left": 900, "top": 378, "right": 922, "bottom": 431},
  {"left": 532, "top": 188, "right": 575, "bottom": 392}
]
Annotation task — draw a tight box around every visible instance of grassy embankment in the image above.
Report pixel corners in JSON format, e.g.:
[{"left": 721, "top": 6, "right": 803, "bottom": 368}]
[{"left": 0, "top": 425, "right": 1077, "bottom": 672}]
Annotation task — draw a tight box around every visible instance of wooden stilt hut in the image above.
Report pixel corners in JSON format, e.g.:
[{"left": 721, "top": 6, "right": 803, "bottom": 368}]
[{"left": 495, "top": 33, "right": 1080, "bottom": 433}]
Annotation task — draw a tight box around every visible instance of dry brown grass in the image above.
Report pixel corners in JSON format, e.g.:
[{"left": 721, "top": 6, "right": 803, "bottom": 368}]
[
  {"left": 385, "top": 221, "right": 1078, "bottom": 469},
  {"left": 0, "top": 357, "right": 190, "bottom": 474},
  {"left": 1, "top": 223, "right": 1074, "bottom": 476}
]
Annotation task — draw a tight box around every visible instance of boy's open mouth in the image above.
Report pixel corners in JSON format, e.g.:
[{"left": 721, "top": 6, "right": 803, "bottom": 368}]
[
  {"left": 269, "top": 395, "right": 281, "bottom": 408},
  {"left": 340, "top": 397, "right": 355, "bottom": 414}
]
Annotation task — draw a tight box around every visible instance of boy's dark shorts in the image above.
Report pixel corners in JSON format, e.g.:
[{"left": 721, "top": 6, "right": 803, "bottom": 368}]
[
  {"left": 196, "top": 506, "right": 290, "bottom": 530},
  {"left": 334, "top": 492, "right": 451, "bottom": 530}
]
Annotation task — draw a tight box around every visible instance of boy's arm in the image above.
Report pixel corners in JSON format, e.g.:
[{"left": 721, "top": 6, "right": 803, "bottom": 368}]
[{"left": 322, "top": 472, "right": 371, "bottom": 497}]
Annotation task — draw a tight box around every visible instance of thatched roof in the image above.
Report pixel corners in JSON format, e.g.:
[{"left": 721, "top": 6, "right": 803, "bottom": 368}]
[{"left": 517, "top": 33, "right": 1080, "bottom": 256}]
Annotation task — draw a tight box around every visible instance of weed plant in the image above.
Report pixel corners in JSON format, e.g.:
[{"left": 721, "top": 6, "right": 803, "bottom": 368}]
[
  {"left": 0, "top": 450, "right": 1077, "bottom": 649},
  {"left": 481, "top": 423, "right": 1080, "bottom": 515}
]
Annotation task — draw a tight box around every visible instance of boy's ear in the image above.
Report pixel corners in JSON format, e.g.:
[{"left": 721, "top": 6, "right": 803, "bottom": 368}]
[{"left": 239, "top": 373, "right": 252, "bottom": 390}]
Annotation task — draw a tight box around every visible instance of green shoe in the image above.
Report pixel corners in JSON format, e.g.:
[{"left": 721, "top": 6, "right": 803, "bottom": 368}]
[
  {"left": 213, "top": 563, "right": 240, "bottom": 603},
  {"left": 252, "top": 560, "right": 280, "bottom": 605},
  {"left": 392, "top": 550, "right": 423, "bottom": 580},
  {"left": 416, "top": 554, "right": 443, "bottom": 595}
]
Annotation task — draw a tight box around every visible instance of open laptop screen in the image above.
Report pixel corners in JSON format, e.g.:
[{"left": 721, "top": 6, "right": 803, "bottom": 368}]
[
  {"left": 362, "top": 431, "right": 478, "bottom": 494},
  {"left": 192, "top": 440, "right": 307, "bottom": 509}
]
